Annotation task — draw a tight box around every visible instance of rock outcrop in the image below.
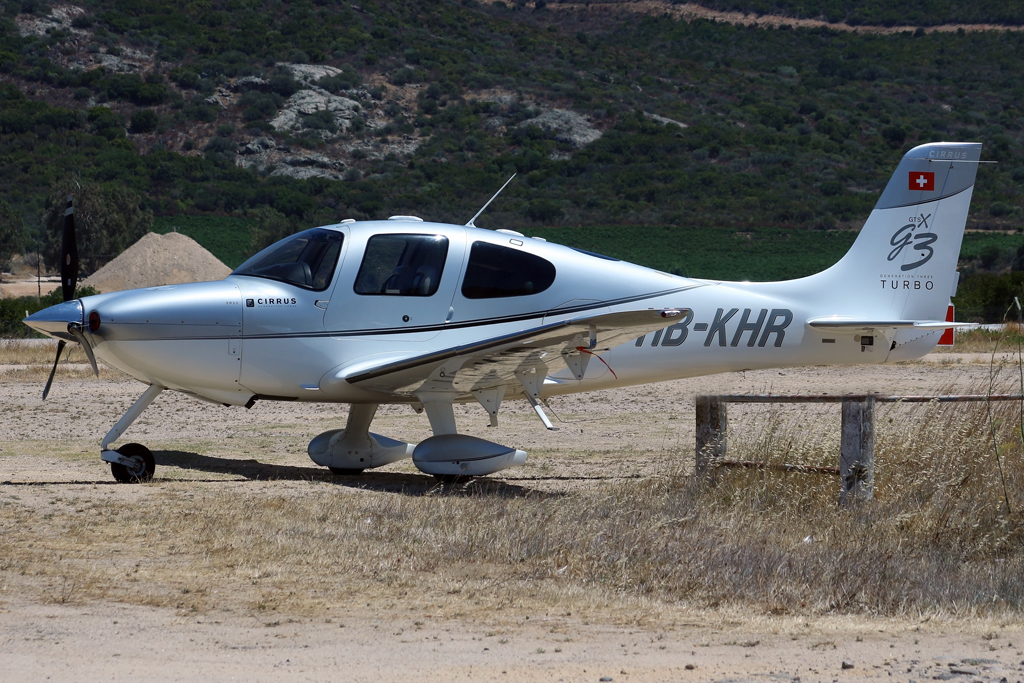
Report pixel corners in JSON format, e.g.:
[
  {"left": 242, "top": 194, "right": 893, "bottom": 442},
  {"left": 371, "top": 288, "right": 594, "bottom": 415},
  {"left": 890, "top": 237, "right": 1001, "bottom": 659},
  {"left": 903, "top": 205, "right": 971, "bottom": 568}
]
[{"left": 516, "top": 109, "right": 602, "bottom": 148}]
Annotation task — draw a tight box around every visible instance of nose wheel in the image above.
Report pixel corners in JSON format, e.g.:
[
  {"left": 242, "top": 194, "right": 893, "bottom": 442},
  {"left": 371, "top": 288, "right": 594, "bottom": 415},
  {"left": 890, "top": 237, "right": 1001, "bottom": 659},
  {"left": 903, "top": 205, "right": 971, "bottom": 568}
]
[{"left": 106, "top": 443, "right": 155, "bottom": 483}]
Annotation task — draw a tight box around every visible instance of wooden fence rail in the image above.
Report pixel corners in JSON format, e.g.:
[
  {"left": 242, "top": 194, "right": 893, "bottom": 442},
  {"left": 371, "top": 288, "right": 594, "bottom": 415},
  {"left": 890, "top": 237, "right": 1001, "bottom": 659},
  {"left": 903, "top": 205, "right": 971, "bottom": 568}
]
[{"left": 695, "top": 394, "right": 1024, "bottom": 506}]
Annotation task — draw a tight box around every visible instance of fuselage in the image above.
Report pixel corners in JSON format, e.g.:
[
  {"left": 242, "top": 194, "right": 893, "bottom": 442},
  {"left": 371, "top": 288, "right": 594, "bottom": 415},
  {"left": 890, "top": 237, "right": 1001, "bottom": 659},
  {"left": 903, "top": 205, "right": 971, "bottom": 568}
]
[
  {"left": 19, "top": 141, "right": 979, "bottom": 482},
  {"left": 62, "top": 216, "right": 936, "bottom": 408}
]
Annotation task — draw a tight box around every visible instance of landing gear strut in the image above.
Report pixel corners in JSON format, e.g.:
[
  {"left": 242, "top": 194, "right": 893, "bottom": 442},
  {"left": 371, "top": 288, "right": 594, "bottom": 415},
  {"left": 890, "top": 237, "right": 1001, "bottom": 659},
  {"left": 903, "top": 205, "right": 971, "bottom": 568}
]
[{"left": 99, "top": 383, "right": 164, "bottom": 484}]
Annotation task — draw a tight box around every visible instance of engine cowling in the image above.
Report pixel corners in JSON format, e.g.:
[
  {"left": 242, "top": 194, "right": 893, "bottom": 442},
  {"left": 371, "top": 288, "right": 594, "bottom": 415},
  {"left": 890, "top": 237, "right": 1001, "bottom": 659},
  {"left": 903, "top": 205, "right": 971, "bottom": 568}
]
[{"left": 412, "top": 434, "right": 527, "bottom": 477}]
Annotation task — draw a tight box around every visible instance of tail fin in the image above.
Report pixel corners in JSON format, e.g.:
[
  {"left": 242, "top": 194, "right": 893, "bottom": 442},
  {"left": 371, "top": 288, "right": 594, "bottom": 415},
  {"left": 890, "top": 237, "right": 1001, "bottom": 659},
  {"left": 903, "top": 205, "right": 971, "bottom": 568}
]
[{"left": 809, "top": 141, "right": 981, "bottom": 322}]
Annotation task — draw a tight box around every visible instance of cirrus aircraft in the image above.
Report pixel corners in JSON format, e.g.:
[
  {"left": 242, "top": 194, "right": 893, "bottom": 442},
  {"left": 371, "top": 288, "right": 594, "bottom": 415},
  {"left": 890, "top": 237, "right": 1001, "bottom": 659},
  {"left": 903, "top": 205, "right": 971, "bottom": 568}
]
[{"left": 24, "top": 141, "right": 981, "bottom": 483}]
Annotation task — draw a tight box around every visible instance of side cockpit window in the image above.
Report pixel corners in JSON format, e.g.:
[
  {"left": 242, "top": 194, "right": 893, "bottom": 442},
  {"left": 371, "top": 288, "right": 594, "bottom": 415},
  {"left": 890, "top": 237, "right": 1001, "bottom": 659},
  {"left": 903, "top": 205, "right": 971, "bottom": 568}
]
[
  {"left": 461, "top": 241, "right": 556, "bottom": 299},
  {"left": 354, "top": 234, "right": 449, "bottom": 297},
  {"left": 233, "top": 228, "right": 343, "bottom": 291}
]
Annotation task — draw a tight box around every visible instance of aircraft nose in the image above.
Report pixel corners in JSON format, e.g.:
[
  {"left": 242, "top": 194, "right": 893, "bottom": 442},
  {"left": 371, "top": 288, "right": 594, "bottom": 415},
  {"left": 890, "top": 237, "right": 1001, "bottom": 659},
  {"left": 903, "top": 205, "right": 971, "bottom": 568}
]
[{"left": 23, "top": 300, "right": 83, "bottom": 340}]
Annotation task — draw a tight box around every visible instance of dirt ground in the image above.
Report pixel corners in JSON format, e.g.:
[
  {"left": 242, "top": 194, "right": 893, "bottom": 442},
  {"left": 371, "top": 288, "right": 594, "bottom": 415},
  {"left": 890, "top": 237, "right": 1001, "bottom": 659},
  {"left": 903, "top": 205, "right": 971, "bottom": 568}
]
[
  {"left": 3, "top": 597, "right": 1022, "bottom": 682},
  {"left": 2, "top": 355, "right": 1024, "bottom": 681},
  {"left": 0, "top": 274, "right": 60, "bottom": 298},
  {"left": 477, "top": 0, "right": 1024, "bottom": 35}
]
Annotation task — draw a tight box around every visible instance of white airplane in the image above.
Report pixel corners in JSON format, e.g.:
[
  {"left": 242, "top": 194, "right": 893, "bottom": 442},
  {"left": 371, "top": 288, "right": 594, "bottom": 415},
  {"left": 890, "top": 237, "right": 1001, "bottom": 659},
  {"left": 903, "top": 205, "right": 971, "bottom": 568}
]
[{"left": 25, "top": 141, "right": 980, "bottom": 483}]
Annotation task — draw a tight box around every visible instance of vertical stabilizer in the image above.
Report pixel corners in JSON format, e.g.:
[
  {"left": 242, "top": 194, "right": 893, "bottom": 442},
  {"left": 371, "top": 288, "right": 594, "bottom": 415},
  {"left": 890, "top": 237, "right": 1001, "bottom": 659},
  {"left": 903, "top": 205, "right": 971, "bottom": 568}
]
[{"left": 808, "top": 142, "right": 981, "bottom": 323}]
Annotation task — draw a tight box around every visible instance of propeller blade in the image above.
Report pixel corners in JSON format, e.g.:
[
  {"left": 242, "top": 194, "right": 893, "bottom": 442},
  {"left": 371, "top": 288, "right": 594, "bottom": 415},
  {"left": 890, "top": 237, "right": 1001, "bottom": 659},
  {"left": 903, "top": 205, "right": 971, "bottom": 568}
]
[
  {"left": 42, "top": 340, "right": 67, "bottom": 400},
  {"left": 68, "top": 325, "right": 99, "bottom": 377},
  {"left": 60, "top": 195, "right": 78, "bottom": 303}
]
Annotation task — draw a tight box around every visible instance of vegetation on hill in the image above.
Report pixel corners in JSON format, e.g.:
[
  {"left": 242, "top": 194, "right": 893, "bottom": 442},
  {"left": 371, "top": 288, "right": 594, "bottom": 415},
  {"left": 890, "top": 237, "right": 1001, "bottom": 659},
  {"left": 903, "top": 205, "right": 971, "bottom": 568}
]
[
  {"left": 0, "top": 1, "right": 1023, "bottom": 322},
  {"left": 1, "top": 1, "right": 1022, "bottom": 234}
]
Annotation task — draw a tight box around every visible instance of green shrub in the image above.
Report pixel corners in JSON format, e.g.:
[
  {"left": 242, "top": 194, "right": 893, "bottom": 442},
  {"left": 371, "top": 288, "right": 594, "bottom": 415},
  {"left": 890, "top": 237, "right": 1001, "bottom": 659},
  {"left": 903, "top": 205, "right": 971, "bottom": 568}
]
[{"left": 130, "top": 109, "right": 158, "bottom": 134}]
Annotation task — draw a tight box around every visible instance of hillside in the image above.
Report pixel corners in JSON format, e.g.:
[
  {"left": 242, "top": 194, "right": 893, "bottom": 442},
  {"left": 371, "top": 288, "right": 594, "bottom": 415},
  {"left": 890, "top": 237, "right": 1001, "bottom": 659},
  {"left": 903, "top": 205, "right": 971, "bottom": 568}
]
[{"left": 0, "top": 0, "right": 1021, "bottom": 240}]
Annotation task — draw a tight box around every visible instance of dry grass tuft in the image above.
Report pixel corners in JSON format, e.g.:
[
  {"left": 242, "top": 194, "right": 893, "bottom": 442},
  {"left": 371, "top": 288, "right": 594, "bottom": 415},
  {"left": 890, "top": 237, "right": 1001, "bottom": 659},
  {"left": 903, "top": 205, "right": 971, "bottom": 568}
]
[{"left": 678, "top": 397, "right": 1024, "bottom": 616}]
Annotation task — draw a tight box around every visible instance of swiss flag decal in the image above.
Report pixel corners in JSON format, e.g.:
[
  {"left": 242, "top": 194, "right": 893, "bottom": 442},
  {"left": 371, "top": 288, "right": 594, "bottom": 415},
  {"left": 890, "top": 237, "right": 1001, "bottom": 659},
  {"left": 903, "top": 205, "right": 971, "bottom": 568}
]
[
  {"left": 909, "top": 171, "right": 935, "bottom": 191},
  {"left": 938, "top": 304, "right": 955, "bottom": 347}
]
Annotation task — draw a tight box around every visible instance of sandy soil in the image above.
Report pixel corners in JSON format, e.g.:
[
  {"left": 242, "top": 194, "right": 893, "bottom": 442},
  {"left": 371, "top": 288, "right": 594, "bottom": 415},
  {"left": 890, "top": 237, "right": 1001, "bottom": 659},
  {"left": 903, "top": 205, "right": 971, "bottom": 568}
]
[
  {"left": 3, "top": 596, "right": 1022, "bottom": 682},
  {"left": 2, "top": 358, "right": 1024, "bottom": 681},
  {"left": 0, "top": 275, "right": 60, "bottom": 298}
]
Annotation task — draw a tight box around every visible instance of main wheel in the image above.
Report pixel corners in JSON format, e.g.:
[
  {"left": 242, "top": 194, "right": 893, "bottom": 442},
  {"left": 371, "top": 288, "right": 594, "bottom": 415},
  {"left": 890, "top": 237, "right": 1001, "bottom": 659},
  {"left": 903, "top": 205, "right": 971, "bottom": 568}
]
[
  {"left": 328, "top": 467, "right": 365, "bottom": 475},
  {"left": 110, "top": 443, "right": 155, "bottom": 483}
]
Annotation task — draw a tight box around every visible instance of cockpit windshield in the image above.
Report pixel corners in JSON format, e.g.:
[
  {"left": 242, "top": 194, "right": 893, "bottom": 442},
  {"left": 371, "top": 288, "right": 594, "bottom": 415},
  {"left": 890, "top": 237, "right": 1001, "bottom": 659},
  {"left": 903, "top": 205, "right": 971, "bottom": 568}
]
[{"left": 233, "top": 228, "right": 343, "bottom": 291}]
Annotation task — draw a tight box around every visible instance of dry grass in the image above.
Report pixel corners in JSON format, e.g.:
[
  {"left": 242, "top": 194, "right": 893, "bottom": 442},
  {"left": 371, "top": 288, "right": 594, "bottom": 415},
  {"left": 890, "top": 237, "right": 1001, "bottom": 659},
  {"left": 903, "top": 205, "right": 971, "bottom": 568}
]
[
  {"left": 0, "top": 339, "right": 83, "bottom": 364},
  {"left": 935, "top": 325, "right": 1024, "bottom": 354},
  {"left": 0, "top": 339, "right": 123, "bottom": 381},
  {"left": 2, "top": 396, "right": 1023, "bottom": 622}
]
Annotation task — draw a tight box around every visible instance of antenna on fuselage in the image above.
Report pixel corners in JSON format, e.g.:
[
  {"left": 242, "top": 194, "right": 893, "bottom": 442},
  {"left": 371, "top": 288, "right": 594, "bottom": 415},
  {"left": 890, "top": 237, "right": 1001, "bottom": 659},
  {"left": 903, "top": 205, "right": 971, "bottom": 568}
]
[{"left": 466, "top": 173, "right": 516, "bottom": 228}]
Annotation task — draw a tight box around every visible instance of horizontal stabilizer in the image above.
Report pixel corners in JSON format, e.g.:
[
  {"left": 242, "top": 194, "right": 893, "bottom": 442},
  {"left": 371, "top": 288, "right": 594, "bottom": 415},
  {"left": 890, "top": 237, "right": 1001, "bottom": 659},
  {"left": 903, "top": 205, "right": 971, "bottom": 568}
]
[{"left": 808, "top": 316, "right": 973, "bottom": 332}]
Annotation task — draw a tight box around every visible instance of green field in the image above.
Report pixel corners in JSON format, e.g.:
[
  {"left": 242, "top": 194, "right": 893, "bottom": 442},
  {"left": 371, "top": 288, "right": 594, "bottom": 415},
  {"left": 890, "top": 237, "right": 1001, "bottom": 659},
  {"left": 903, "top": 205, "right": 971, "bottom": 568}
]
[
  {"left": 151, "top": 215, "right": 253, "bottom": 270},
  {"left": 534, "top": 227, "right": 1024, "bottom": 281}
]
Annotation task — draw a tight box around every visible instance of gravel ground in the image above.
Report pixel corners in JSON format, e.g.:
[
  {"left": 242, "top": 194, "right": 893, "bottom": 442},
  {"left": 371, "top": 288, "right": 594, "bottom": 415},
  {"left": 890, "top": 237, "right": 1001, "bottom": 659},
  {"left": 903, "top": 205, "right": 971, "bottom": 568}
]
[{"left": 2, "top": 357, "right": 1023, "bottom": 681}]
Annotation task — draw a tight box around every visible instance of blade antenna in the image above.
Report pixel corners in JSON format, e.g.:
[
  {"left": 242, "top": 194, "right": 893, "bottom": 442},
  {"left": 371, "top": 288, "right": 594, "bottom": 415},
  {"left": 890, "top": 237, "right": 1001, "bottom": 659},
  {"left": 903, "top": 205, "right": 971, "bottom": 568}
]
[{"left": 466, "top": 174, "right": 516, "bottom": 228}]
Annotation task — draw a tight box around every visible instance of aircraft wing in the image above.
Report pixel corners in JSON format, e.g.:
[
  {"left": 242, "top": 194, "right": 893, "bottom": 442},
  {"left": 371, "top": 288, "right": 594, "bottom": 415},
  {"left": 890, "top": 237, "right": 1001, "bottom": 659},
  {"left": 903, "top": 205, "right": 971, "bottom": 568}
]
[
  {"left": 344, "top": 308, "right": 686, "bottom": 396},
  {"left": 807, "top": 316, "right": 973, "bottom": 332}
]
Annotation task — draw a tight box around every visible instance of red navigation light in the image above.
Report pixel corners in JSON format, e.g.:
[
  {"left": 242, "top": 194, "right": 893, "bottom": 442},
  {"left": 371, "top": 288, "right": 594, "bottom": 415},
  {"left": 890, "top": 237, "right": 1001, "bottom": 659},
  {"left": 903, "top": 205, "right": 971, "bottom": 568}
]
[{"left": 88, "top": 310, "right": 101, "bottom": 333}]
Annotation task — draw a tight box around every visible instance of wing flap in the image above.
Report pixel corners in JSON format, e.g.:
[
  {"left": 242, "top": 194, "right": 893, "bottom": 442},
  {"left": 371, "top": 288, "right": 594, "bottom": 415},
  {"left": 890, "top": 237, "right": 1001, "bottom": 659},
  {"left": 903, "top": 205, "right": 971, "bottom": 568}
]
[{"left": 343, "top": 308, "right": 686, "bottom": 396}]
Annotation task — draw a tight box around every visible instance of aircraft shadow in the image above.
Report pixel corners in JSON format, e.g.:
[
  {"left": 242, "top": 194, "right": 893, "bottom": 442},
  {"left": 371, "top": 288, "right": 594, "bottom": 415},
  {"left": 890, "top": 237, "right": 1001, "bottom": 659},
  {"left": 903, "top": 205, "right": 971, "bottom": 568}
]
[{"left": 153, "top": 450, "right": 552, "bottom": 498}]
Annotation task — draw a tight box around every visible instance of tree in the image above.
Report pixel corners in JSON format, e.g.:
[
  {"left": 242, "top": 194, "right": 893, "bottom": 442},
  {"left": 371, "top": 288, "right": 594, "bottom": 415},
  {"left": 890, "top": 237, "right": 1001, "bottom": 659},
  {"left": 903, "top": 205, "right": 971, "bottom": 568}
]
[
  {"left": 245, "top": 206, "right": 297, "bottom": 257},
  {"left": 41, "top": 182, "right": 153, "bottom": 277},
  {"left": 0, "top": 199, "right": 24, "bottom": 269},
  {"left": 130, "top": 109, "right": 159, "bottom": 134}
]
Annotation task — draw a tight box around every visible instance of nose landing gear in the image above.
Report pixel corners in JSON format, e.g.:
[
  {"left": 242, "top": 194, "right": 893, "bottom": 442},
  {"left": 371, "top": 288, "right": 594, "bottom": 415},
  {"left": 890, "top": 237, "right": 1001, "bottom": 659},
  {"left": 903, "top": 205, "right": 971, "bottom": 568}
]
[
  {"left": 104, "top": 443, "right": 155, "bottom": 483},
  {"left": 99, "top": 383, "right": 164, "bottom": 484}
]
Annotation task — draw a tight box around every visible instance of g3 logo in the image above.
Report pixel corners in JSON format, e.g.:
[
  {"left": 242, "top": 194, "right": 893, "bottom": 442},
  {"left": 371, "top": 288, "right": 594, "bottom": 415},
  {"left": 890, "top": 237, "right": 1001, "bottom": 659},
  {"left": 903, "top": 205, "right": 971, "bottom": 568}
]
[{"left": 888, "top": 213, "right": 936, "bottom": 272}]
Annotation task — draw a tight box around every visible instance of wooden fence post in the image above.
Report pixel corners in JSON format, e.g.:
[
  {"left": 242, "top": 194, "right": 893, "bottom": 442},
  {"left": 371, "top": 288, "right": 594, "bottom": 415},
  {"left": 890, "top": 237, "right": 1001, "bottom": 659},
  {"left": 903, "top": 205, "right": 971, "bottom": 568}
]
[
  {"left": 840, "top": 396, "right": 875, "bottom": 505},
  {"left": 695, "top": 396, "right": 727, "bottom": 479}
]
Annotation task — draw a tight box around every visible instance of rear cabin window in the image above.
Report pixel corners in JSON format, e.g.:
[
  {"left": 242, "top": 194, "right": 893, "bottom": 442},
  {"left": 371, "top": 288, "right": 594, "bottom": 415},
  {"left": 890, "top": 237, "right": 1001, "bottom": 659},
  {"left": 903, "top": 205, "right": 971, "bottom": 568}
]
[
  {"left": 233, "top": 228, "right": 343, "bottom": 291},
  {"left": 461, "top": 241, "right": 556, "bottom": 299},
  {"left": 354, "top": 234, "right": 449, "bottom": 297}
]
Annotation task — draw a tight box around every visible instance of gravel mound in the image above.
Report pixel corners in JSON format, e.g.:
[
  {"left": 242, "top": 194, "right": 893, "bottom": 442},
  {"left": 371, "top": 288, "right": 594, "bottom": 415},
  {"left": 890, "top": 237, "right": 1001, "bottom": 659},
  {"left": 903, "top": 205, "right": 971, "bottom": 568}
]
[{"left": 82, "top": 232, "right": 231, "bottom": 294}]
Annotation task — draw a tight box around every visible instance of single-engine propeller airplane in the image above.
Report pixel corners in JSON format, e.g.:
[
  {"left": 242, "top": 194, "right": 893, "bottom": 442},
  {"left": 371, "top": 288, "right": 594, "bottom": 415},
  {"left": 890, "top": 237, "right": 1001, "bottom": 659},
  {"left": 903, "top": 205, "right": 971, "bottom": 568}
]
[{"left": 25, "top": 142, "right": 981, "bottom": 483}]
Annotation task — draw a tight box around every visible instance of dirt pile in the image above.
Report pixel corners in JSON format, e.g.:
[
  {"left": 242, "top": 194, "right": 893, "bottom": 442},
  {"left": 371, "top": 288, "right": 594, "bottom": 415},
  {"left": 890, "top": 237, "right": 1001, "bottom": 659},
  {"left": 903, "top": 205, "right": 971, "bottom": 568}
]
[{"left": 82, "top": 232, "right": 231, "bottom": 293}]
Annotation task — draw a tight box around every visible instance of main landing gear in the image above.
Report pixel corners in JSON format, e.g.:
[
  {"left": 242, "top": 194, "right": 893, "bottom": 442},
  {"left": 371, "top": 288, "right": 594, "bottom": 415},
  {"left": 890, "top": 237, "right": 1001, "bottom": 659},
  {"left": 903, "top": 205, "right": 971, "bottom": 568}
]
[
  {"left": 99, "top": 383, "right": 163, "bottom": 484},
  {"left": 307, "top": 403, "right": 415, "bottom": 474},
  {"left": 307, "top": 396, "right": 527, "bottom": 480}
]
